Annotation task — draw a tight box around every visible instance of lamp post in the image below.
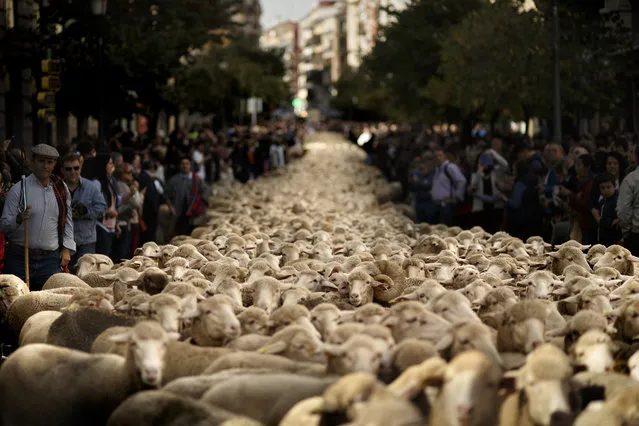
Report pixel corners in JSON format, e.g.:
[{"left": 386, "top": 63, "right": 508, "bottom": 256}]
[
  {"left": 552, "top": 0, "right": 561, "bottom": 144},
  {"left": 92, "top": 0, "right": 107, "bottom": 141}
]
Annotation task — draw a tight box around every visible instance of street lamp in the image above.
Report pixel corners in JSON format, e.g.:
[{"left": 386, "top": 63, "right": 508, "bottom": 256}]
[{"left": 92, "top": 0, "right": 107, "bottom": 140}]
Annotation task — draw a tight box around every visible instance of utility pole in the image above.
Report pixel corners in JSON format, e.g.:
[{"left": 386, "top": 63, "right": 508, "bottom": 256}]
[{"left": 552, "top": 0, "right": 562, "bottom": 144}]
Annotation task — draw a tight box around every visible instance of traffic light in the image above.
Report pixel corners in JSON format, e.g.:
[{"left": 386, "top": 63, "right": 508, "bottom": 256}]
[
  {"left": 38, "top": 59, "right": 61, "bottom": 121},
  {"left": 41, "top": 60, "right": 61, "bottom": 75},
  {"left": 37, "top": 108, "right": 56, "bottom": 122}
]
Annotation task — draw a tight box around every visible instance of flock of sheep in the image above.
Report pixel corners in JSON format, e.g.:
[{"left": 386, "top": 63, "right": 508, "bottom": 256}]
[{"left": 0, "top": 133, "right": 638, "bottom": 426}]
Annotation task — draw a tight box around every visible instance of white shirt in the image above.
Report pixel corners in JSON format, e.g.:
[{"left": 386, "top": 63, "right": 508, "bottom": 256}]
[{"left": 192, "top": 150, "right": 206, "bottom": 180}]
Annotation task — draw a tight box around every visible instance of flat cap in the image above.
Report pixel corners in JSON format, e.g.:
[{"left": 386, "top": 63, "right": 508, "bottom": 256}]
[{"left": 32, "top": 144, "right": 59, "bottom": 159}]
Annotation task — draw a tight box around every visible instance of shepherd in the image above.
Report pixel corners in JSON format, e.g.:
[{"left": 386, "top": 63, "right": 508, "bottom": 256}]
[{"left": 0, "top": 144, "right": 75, "bottom": 291}]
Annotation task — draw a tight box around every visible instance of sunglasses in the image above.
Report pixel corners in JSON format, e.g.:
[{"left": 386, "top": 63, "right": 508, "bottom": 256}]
[{"left": 64, "top": 166, "right": 80, "bottom": 171}]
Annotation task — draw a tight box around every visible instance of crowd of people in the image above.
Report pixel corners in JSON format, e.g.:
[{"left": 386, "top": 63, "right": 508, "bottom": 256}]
[
  {"left": 0, "top": 123, "right": 306, "bottom": 290},
  {"left": 348, "top": 123, "right": 639, "bottom": 254}
]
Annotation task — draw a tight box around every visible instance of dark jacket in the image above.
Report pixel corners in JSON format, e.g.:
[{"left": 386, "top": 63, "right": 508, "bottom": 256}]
[{"left": 598, "top": 191, "right": 622, "bottom": 246}]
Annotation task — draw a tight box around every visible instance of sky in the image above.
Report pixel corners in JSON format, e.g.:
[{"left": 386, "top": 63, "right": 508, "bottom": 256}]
[{"left": 261, "top": 0, "right": 316, "bottom": 29}]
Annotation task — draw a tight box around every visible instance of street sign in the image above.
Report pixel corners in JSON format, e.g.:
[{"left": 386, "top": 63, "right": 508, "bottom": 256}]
[
  {"left": 41, "top": 76, "right": 61, "bottom": 91},
  {"left": 37, "top": 92, "right": 56, "bottom": 107},
  {"left": 41, "top": 60, "right": 61, "bottom": 75}
]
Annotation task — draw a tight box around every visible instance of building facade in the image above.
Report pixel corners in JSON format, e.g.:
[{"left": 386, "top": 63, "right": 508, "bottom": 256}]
[
  {"left": 232, "top": 0, "right": 263, "bottom": 40},
  {"left": 260, "top": 21, "right": 299, "bottom": 96},
  {"left": 297, "top": 0, "right": 346, "bottom": 113}
]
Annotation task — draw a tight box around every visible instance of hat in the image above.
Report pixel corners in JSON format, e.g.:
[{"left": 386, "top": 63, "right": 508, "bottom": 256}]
[{"left": 32, "top": 144, "right": 60, "bottom": 159}]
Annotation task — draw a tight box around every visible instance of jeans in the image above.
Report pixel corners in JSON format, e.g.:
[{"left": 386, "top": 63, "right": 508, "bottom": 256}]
[
  {"left": 4, "top": 248, "right": 61, "bottom": 291},
  {"left": 111, "top": 227, "right": 131, "bottom": 263},
  {"left": 69, "top": 242, "right": 96, "bottom": 273},
  {"left": 434, "top": 204, "right": 455, "bottom": 226}
]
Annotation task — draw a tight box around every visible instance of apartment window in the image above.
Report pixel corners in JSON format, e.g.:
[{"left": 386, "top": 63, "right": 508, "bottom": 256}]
[{"left": 6, "top": 0, "right": 15, "bottom": 29}]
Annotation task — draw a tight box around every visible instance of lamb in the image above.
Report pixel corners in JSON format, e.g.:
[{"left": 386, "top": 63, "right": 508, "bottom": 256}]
[
  {"left": 0, "top": 321, "right": 177, "bottom": 426},
  {"left": 246, "top": 277, "right": 289, "bottom": 313},
  {"left": 450, "top": 264, "right": 481, "bottom": 289},
  {"left": 457, "top": 279, "right": 492, "bottom": 304},
  {"left": 517, "top": 270, "right": 561, "bottom": 300},
  {"left": 389, "top": 279, "right": 446, "bottom": 305},
  {"left": 323, "top": 334, "right": 386, "bottom": 375},
  {"left": 75, "top": 253, "right": 114, "bottom": 279},
  {"left": 137, "top": 293, "right": 189, "bottom": 334}
]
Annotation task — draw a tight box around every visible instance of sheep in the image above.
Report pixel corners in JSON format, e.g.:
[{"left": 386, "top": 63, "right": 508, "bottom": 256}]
[
  {"left": 457, "top": 279, "right": 493, "bottom": 304},
  {"left": 435, "top": 320, "right": 503, "bottom": 368},
  {"left": 3, "top": 292, "right": 73, "bottom": 339},
  {"left": 547, "top": 310, "right": 613, "bottom": 350},
  {"left": 389, "top": 279, "right": 446, "bottom": 305},
  {"left": 498, "top": 344, "right": 578, "bottom": 426},
  {"left": 323, "top": 334, "right": 386, "bottom": 375},
  {"left": 593, "top": 245, "right": 639, "bottom": 275},
  {"left": 380, "top": 301, "right": 451, "bottom": 343},
  {"left": 75, "top": 253, "right": 114, "bottom": 278},
  {"left": 18, "top": 310, "right": 62, "bottom": 346},
  {"left": 42, "top": 273, "right": 91, "bottom": 290},
  {"left": 236, "top": 307, "right": 268, "bottom": 335},
  {"left": 0, "top": 274, "right": 29, "bottom": 316},
  {"left": 45, "top": 308, "right": 136, "bottom": 352},
  {"left": 0, "top": 321, "right": 177, "bottom": 426},
  {"left": 548, "top": 246, "right": 592, "bottom": 275},
  {"left": 246, "top": 277, "right": 289, "bottom": 313},
  {"left": 188, "top": 295, "right": 241, "bottom": 347},
  {"left": 450, "top": 264, "right": 481, "bottom": 289},
  {"left": 310, "top": 303, "right": 341, "bottom": 339},
  {"left": 497, "top": 300, "right": 547, "bottom": 354},
  {"left": 427, "top": 290, "right": 481, "bottom": 324},
  {"left": 267, "top": 304, "right": 315, "bottom": 335},
  {"left": 136, "top": 267, "right": 171, "bottom": 295},
  {"left": 326, "top": 322, "right": 366, "bottom": 345},
  {"left": 106, "top": 390, "right": 243, "bottom": 426},
  {"left": 517, "top": 270, "right": 561, "bottom": 300},
  {"left": 257, "top": 324, "right": 323, "bottom": 362},
  {"left": 628, "top": 350, "right": 639, "bottom": 380},
  {"left": 199, "top": 374, "right": 336, "bottom": 425},
  {"left": 614, "top": 299, "right": 639, "bottom": 342},
  {"left": 386, "top": 338, "right": 438, "bottom": 379},
  {"left": 570, "top": 330, "right": 615, "bottom": 373},
  {"left": 136, "top": 293, "right": 188, "bottom": 334},
  {"left": 352, "top": 303, "right": 386, "bottom": 324}
]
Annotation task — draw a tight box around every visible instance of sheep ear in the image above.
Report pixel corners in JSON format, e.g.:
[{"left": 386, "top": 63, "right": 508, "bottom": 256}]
[
  {"left": 180, "top": 305, "right": 201, "bottom": 320},
  {"left": 321, "top": 280, "right": 338, "bottom": 291},
  {"left": 258, "top": 341, "right": 288, "bottom": 355},
  {"left": 547, "top": 252, "right": 559, "bottom": 259},
  {"left": 167, "top": 332, "right": 181, "bottom": 341},
  {"left": 552, "top": 287, "right": 568, "bottom": 297},
  {"left": 546, "top": 325, "right": 569, "bottom": 338},
  {"left": 109, "top": 331, "right": 132, "bottom": 344}
]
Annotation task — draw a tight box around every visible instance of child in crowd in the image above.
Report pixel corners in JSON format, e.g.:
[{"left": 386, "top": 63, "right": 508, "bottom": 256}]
[{"left": 594, "top": 173, "right": 622, "bottom": 246}]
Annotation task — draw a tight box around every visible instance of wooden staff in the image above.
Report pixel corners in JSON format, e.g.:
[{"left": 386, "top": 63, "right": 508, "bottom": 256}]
[{"left": 21, "top": 175, "right": 29, "bottom": 289}]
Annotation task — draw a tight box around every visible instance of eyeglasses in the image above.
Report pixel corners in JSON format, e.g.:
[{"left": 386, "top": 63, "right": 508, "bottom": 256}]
[{"left": 64, "top": 166, "right": 80, "bottom": 171}]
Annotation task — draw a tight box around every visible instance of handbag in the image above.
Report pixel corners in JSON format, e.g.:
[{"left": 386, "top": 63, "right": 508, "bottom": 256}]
[{"left": 186, "top": 174, "right": 206, "bottom": 218}]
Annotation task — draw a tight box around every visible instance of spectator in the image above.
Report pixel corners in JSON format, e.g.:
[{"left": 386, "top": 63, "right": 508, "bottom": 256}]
[
  {"left": 192, "top": 140, "right": 207, "bottom": 181},
  {"left": 469, "top": 149, "right": 508, "bottom": 233},
  {"left": 593, "top": 173, "right": 622, "bottom": 246},
  {"left": 559, "top": 154, "right": 597, "bottom": 244},
  {"left": 618, "top": 144, "right": 639, "bottom": 254},
  {"left": 77, "top": 140, "right": 97, "bottom": 163},
  {"left": 112, "top": 163, "right": 141, "bottom": 261},
  {"left": 0, "top": 144, "right": 75, "bottom": 290},
  {"left": 83, "top": 153, "right": 119, "bottom": 257},
  {"left": 138, "top": 160, "right": 165, "bottom": 244},
  {"left": 165, "top": 156, "right": 208, "bottom": 237},
  {"left": 501, "top": 161, "right": 542, "bottom": 240},
  {"left": 431, "top": 147, "right": 467, "bottom": 225},
  {"left": 59, "top": 153, "right": 107, "bottom": 270},
  {"left": 410, "top": 155, "right": 436, "bottom": 224}
]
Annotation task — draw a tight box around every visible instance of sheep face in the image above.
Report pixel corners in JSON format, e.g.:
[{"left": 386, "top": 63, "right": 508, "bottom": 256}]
[
  {"left": 457, "top": 280, "right": 491, "bottom": 304},
  {"left": 436, "top": 322, "right": 503, "bottom": 369},
  {"left": 498, "top": 317, "right": 545, "bottom": 354},
  {"left": 549, "top": 247, "right": 591, "bottom": 275},
  {"left": 237, "top": 307, "right": 268, "bottom": 335},
  {"left": 430, "top": 291, "right": 480, "bottom": 324},
  {"left": 0, "top": 276, "right": 28, "bottom": 313},
  {"left": 381, "top": 302, "right": 451, "bottom": 343},
  {"left": 593, "top": 246, "right": 636, "bottom": 275},
  {"left": 110, "top": 321, "right": 176, "bottom": 388},
  {"left": 310, "top": 305, "right": 340, "bottom": 338},
  {"left": 260, "top": 326, "right": 322, "bottom": 362},
  {"left": 523, "top": 378, "right": 573, "bottom": 426},
  {"left": 190, "top": 298, "right": 241, "bottom": 346},
  {"left": 616, "top": 300, "right": 639, "bottom": 342},
  {"left": 570, "top": 331, "right": 614, "bottom": 373},
  {"left": 405, "top": 261, "right": 426, "bottom": 279},
  {"left": 348, "top": 274, "right": 375, "bottom": 307},
  {"left": 452, "top": 265, "right": 480, "bottom": 289},
  {"left": 75, "top": 254, "right": 113, "bottom": 278},
  {"left": 140, "top": 295, "right": 183, "bottom": 334},
  {"left": 252, "top": 279, "right": 283, "bottom": 314},
  {"left": 324, "top": 335, "right": 384, "bottom": 375},
  {"left": 437, "top": 352, "right": 502, "bottom": 426},
  {"left": 281, "top": 287, "right": 312, "bottom": 306}
]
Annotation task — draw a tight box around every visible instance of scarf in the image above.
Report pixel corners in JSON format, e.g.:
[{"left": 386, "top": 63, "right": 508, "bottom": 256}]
[{"left": 50, "top": 174, "right": 67, "bottom": 250}]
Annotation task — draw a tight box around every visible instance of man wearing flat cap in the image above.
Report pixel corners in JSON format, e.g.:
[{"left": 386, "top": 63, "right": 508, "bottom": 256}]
[{"left": 0, "top": 144, "right": 75, "bottom": 290}]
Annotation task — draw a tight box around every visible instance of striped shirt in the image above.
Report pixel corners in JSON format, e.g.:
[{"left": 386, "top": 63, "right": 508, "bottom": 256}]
[{"left": 0, "top": 174, "right": 75, "bottom": 252}]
